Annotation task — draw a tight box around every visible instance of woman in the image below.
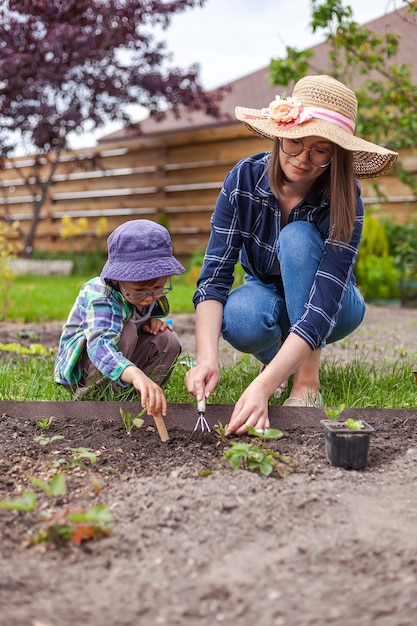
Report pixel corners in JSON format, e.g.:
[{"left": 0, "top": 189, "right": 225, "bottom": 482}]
[{"left": 185, "top": 74, "right": 398, "bottom": 435}]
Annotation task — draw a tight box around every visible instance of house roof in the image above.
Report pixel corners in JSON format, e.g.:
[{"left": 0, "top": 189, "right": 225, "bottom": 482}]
[{"left": 100, "top": 5, "right": 416, "bottom": 143}]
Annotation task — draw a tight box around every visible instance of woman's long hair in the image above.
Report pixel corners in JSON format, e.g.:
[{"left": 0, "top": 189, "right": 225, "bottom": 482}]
[{"left": 268, "top": 138, "right": 357, "bottom": 243}]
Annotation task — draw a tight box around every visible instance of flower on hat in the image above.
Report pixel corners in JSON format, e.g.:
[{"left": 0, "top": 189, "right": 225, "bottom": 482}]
[{"left": 261, "top": 96, "right": 302, "bottom": 124}]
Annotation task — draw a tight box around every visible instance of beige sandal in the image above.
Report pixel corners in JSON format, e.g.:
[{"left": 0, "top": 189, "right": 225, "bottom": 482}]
[{"left": 283, "top": 391, "right": 323, "bottom": 407}]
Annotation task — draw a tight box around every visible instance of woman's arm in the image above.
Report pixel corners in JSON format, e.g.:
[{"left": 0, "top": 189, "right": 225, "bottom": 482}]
[
  {"left": 185, "top": 299, "right": 224, "bottom": 401},
  {"left": 226, "top": 333, "right": 313, "bottom": 435}
]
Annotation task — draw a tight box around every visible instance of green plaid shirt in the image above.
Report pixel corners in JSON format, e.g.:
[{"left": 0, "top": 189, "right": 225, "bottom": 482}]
[{"left": 54, "top": 277, "right": 169, "bottom": 386}]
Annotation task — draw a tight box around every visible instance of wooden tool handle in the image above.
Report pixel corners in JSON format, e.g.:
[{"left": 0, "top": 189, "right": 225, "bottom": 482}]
[
  {"left": 153, "top": 411, "right": 170, "bottom": 442},
  {"left": 197, "top": 398, "right": 206, "bottom": 412}
]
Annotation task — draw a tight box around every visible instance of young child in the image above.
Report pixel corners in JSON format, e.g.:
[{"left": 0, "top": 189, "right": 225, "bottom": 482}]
[{"left": 54, "top": 219, "right": 185, "bottom": 417}]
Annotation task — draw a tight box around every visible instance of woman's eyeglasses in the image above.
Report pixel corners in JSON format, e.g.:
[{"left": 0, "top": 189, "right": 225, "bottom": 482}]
[
  {"left": 280, "top": 138, "right": 332, "bottom": 168},
  {"left": 119, "top": 277, "right": 172, "bottom": 301}
]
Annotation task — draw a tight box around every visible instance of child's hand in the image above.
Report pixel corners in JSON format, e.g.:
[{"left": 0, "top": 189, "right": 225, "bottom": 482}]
[
  {"left": 141, "top": 317, "right": 172, "bottom": 335},
  {"left": 121, "top": 365, "right": 167, "bottom": 416}
]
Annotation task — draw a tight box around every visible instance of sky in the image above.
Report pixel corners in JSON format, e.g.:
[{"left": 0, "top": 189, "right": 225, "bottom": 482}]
[
  {"left": 69, "top": 0, "right": 406, "bottom": 148},
  {"left": 162, "top": 0, "right": 404, "bottom": 90}
]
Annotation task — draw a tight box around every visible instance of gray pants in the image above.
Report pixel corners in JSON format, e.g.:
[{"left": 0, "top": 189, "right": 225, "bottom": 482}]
[{"left": 80, "top": 321, "right": 182, "bottom": 390}]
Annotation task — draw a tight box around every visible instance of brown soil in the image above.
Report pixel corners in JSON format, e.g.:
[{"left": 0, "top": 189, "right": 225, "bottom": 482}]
[{"left": 1, "top": 304, "right": 417, "bottom": 626}]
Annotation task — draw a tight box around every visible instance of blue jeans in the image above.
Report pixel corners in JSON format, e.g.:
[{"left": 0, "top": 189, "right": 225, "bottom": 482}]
[{"left": 222, "top": 222, "right": 365, "bottom": 364}]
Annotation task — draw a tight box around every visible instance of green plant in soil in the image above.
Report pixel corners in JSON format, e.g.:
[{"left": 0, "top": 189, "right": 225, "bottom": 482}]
[
  {"left": 36, "top": 417, "right": 54, "bottom": 430},
  {"left": 53, "top": 447, "right": 97, "bottom": 470},
  {"left": 119, "top": 407, "right": 146, "bottom": 434},
  {"left": 33, "top": 502, "right": 112, "bottom": 546},
  {"left": 344, "top": 418, "right": 365, "bottom": 431},
  {"left": 323, "top": 404, "right": 364, "bottom": 430},
  {"left": 223, "top": 426, "right": 296, "bottom": 478},
  {"left": 323, "top": 404, "right": 346, "bottom": 420},
  {"left": 0, "top": 341, "right": 53, "bottom": 356},
  {"left": 0, "top": 472, "right": 112, "bottom": 547},
  {"left": 213, "top": 420, "right": 228, "bottom": 438},
  {"left": 34, "top": 434, "right": 65, "bottom": 446},
  {"left": 28, "top": 473, "right": 67, "bottom": 497},
  {"left": 0, "top": 491, "right": 38, "bottom": 512},
  {"left": 247, "top": 426, "right": 284, "bottom": 441}
]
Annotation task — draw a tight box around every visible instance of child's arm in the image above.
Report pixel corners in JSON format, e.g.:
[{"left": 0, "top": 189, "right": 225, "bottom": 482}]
[{"left": 120, "top": 365, "right": 167, "bottom": 417}]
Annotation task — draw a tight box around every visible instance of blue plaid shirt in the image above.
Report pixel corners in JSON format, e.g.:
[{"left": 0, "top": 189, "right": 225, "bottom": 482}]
[{"left": 193, "top": 152, "right": 364, "bottom": 349}]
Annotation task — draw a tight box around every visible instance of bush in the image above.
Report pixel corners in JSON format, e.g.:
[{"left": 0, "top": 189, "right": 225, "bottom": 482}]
[
  {"left": 356, "top": 214, "right": 399, "bottom": 301},
  {"left": 382, "top": 218, "right": 417, "bottom": 304}
]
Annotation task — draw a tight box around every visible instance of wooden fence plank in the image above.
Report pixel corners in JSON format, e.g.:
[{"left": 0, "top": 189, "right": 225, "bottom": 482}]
[{"left": 1, "top": 125, "right": 416, "bottom": 258}]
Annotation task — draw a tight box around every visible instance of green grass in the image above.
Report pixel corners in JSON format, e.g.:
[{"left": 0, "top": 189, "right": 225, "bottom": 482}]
[
  {"left": 5, "top": 274, "right": 195, "bottom": 322},
  {"left": 0, "top": 351, "right": 415, "bottom": 408},
  {"left": 6, "top": 275, "right": 89, "bottom": 322},
  {"left": 1, "top": 273, "right": 416, "bottom": 408}
]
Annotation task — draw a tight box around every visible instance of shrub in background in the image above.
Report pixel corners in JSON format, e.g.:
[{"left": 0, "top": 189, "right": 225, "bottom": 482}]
[
  {"left": 356, "top": 214, "right": 399, "bottom": 302},
  {"left": 382, "top": 217, "right": 417, "bottom": 307},
  {"left": 0, "top": 222, "right": 17, "bottom": 320}
]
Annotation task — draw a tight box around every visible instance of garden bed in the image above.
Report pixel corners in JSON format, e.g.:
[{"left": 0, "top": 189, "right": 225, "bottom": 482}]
[
  {"left": 1, "top": 304, "right": 417, "bottom": 625},
  {"left": 1, "top": 403, "right": 417, "bottom": 626}
]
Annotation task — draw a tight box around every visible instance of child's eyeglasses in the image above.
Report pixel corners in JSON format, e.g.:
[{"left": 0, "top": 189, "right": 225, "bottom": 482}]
[{"left": 120, "top": 277, "right": 172, "bottom": 301}]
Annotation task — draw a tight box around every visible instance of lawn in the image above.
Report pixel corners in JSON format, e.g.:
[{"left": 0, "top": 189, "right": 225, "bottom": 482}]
[{"left": 4, "top": 274, "right": 195, "bottom": 323}]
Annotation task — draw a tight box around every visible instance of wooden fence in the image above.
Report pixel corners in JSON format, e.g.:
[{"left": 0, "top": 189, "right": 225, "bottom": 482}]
[{"left": 1, "top": 124, "right": 416, "bottom": 263}]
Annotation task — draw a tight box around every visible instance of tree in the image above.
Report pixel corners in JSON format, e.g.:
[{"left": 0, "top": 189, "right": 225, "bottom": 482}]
[
  {"left": 269, "top": 0, "right": 417, "bottom": 193},
  {"left": 0, "top": 0, "right": 223, "bottom": 255}
]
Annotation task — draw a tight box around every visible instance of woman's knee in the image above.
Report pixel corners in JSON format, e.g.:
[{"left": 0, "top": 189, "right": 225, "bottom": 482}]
[
  {"left": 222, "top": 288, "right": 282, "bottom": 352},
  {"left": 277, "top": 221, "right": 323, "bottom": 265},
  {"left": 327, "top": 287, "right": 366, "bottom": 344}
]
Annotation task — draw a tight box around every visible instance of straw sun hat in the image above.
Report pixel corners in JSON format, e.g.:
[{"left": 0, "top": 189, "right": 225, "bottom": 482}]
[{"left": 235, "top": 74, "right": 398, "bottom": 178}]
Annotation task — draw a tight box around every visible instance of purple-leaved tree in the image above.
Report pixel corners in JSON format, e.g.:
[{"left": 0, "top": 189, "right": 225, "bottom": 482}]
[{"left": 0, "top": 0, "right": 223, "bottom": 255}]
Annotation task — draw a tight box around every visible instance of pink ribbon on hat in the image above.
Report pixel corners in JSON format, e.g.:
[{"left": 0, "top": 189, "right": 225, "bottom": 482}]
[
  {"left": 243, "top": 106, "right": 355, "bottom": 134},
  {"left": 295, "top": 107, "right": 355, "bottom": 133}
]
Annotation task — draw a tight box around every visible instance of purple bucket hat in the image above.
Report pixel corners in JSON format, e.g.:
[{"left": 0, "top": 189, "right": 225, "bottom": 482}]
[{"left": 100, "top": 219, "right": 185, "bottom": 283}]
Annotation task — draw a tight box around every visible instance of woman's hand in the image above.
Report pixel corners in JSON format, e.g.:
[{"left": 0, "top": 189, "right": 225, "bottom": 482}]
[
  {"left": 185, "top": 362, "right": 219, "bottom": 402},
  {"left": 121, "top": 365, "right": 167, "bottom": 416},
  {"left": 226, "top": 334, "right": 314, "bottom": 435},
  {"left": 226, "top": 380, "right": 270, "bottom": 435},
  {"left": 185, "top": 300, "right": 223, "bottom": 401},
  {"left": 141, "top": 317, "right": 171, "bottom": 335}
]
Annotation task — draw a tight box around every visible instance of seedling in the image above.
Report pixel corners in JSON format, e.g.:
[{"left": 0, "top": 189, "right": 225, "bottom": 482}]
[
  {"left": 34, "top": 434, "right": 65, "bottom": 446},
  {"left": 0, "top": 341, "right": 53, "bottom": 356},
  {"left": 213, "top": 420, "right": 228, "bottom": 438},
  {"left": 36, "top": 417, "right": 54, "bottom": 430},
  {"left": 323, "top": 404, "right": 364, "bottom": 430},
  {"left": 223, "top": 426, "right": 295, "bottom": 478},
  {"left": 246, "top": 426, "right": 284, "bottom": 441},
  {"left": 34, "top": 504, "right": 113, "bottom": 546},
  {"left": 28, "top": 473, "right": 66, "bottom": 497},
  {"left": 0, "top": 491, "right": 37, "bottom": 511},
  {"left": 344, "top": 418, "right": 365, "bottom": 431},
  {"left": 53, "top": 447, "right": 97, "bottom": 470},
  {"left": 120, "top": 407, "right": 146, "bottom": 434},
  {"left": 0, "top": 472, "right": 112, "bottom": 547},
  {"left": 16, "top": 329, "right": 40, "bottom": 341},
  {"left": 223, "top": 442, "right": 278, "bottom": 476},
  {"left": 323, "top": 404, "right": 346, "bottom": 420}
]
